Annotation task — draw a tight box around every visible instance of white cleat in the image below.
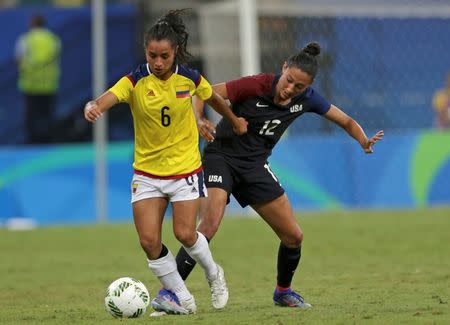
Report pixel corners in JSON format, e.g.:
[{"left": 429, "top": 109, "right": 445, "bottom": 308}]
[
  {"left": 207, "top": 264, "right": 229, "bottom": 309},
  {"left": 180, "top": 294, "right": 197, "bottom": 314},
  {"left": 149, "top": 311, "right": 168, "bottom": 317}
]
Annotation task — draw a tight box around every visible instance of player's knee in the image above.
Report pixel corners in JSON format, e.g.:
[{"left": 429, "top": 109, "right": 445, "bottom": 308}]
[
  {"left": 283, "top": 229, "right": 303, "bottom": 247},
  {"left": 295, "top": 230, "right": 304, "bottom": 246},
  {"left": 197, "top": 217, "right": 220, "bottom": 240},
  {"left": 138, "top": 236, "right": 159, "bottom": 256},
  {"left": 174, "top": 228, "right": 197, "bottom": 247}
]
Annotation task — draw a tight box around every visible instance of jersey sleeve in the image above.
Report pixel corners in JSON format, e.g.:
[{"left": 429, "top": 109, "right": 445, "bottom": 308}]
[
  {"left": 309, "top": 88, "right": 331, "bottom": 115},
  {"left": 15, "top": 35, "right": 26, "bottom": 60},
  {"left": 194, "top": 75, "right": 213, "bottom": 100},
  {"left": 226, "top": 74, "right": 274, "bottom": 103},
  {"left": 109, "top": 76, "right": 134, "bottom": 104}
]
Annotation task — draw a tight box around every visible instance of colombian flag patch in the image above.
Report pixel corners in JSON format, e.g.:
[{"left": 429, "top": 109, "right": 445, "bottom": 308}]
[{"left": 176, "top": 85, "right": 190, "bottom": 98}]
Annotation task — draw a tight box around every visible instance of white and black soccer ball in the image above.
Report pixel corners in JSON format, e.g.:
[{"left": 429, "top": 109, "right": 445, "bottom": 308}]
[{"left": 104, "top": 277, "right": 150, "bottom": 318}]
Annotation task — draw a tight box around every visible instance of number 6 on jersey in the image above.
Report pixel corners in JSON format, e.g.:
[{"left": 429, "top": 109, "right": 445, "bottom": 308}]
[{"left": 161, "top": 106, "right": 171, "bottom": 126}]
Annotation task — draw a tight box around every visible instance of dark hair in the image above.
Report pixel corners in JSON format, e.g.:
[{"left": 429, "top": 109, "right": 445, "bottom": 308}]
[
  {"left": 286, "top": 42, "right": 321, "bottom": 79},
  {"left": 30, "top": 14, "right": 46, "bottom": 28},
  {"left": 143, "top": 9, "right": 193, "bottom": 64}
]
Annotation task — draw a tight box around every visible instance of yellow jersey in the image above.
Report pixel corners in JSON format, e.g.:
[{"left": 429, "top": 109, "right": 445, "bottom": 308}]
[{"left": 109, "top": 64, "right": 213, "bottom": 177}]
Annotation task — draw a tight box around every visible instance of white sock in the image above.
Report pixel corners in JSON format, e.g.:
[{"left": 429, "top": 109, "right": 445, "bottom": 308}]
[
  {"left": 147, "top": 249, "right": 191, "bottom": 301},
  {"left": 183, "top": 231, "right": 218, "bottom": 279}
]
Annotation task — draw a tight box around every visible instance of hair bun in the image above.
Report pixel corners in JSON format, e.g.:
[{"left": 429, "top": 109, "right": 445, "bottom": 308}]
[{"left": 303, "top": 42, "right": 321, "bottom": 57}]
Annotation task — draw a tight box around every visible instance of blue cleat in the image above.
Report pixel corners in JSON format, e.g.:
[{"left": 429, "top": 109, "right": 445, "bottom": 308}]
[
  {"left": 150, "top": 288, "right": 189, "bottom": 316},
  {"left": 150, "top": 288, "right": 196, "bottom": 316},
  {"left": 273, "top": 288, "right": 312, "bottom": 309}
]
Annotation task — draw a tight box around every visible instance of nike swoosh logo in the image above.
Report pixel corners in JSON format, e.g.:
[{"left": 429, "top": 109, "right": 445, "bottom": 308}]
[
  {"left": 256, "top": 101, "right": 269, "bottom": 108},
  {"left": 185, "top": 261, "right": 192, "bottom": 265}
]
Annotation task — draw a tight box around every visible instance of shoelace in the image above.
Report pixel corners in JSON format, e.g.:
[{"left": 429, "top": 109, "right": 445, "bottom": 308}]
[
  {"left": 210, "top": 273, "right": 226, "bottom": 295},
  {"left": 289, "top": 292, "right": 304, "bottom": 303},
  {"left": 277, "top": 290, "right": 304, "bottom": 303}
]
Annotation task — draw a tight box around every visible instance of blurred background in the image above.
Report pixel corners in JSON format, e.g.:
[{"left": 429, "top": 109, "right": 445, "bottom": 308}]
[{"left": 1, "top": 0, "right": 450, "bottom": 226}]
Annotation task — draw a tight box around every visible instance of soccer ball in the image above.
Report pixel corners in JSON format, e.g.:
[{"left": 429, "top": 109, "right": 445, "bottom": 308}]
[{"left": 104, "top": 277, "right": 150, "bottom": 318}]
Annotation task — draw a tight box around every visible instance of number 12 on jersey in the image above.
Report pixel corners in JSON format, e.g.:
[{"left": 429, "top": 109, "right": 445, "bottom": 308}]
[{"left": 259, "top": 119, "right": 281, "bottom": 135}]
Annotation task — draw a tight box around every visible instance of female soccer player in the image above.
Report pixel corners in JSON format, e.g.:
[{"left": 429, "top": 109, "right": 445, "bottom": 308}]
[
  {"left": 84, "top": 10, "right": 247, "bottom": 315},
  {"left": 173, "top": 42, "right": 384, "bottom": 308}
]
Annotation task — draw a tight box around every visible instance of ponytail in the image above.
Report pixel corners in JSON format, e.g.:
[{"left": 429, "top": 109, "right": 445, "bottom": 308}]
[
  {"left": 286, "top": 42, "right": 321, "bottom": 79},
  {"left": 143, "top": 9, "right": 193, "bottom": 64}
]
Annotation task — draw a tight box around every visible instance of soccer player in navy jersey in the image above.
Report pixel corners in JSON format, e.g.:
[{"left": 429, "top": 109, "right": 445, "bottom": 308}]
[
  {"left": 172, "top": 42, "right": 384, "bottom": 308},
  {"left": 84, "top": 10, "right": 247, "bottom": 315}
]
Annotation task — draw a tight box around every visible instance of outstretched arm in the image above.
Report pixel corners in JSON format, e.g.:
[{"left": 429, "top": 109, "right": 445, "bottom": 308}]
[
  {"left": 324, "top": 104, "right": 384, "bottom": 153},
  {"left": 84, "top": 91, "right": 119, "bottom": 123}
]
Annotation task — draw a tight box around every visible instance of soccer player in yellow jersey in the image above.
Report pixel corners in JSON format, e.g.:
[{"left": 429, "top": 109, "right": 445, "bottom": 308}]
[{"left": 84, "top": 9, "right": 247, "bottom": 316}]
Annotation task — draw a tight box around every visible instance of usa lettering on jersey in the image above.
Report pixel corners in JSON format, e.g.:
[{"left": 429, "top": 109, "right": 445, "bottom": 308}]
[
  {"left": 290, "top": 104, "right": 303, "bottom": 113},
  {"left": 208, "top": 175, "right": 223, "bottom": 183}
]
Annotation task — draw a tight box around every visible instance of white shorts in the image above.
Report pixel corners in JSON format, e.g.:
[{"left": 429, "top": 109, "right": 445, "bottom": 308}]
[{"left": 131, "top": 170, "right": 208, "bottom": 203}]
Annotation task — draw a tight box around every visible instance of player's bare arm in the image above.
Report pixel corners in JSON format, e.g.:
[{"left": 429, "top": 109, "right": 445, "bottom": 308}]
[
  {"left": 193, "top": 95, "right": 216, "bottom": 142},
  {"left": 211, "top": 83, "right": 228, "bottom": 99},
  {"left": 325, "top": 104, "right": 384, "bottom": 153},
  {"left": 205, "top": 91, "right": 248, "bottom": 135},
  {"left": 84, "top": 91, "right": 118, "bottom": 123}
]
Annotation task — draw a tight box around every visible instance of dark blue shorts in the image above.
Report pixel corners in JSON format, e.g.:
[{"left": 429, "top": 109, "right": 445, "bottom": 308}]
[{"left": 202, "top": 153, "right": 285, "bottom": 208}]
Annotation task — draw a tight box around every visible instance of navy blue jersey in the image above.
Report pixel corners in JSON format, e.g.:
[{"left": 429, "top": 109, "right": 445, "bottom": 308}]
[{"left": 205, "top": 73, "right": 331, "bottom": 162}]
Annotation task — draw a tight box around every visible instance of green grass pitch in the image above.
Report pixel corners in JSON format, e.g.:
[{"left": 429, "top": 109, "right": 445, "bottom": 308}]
[{"left": 1, "top": 208, "right": 449, "bottom": 324}]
